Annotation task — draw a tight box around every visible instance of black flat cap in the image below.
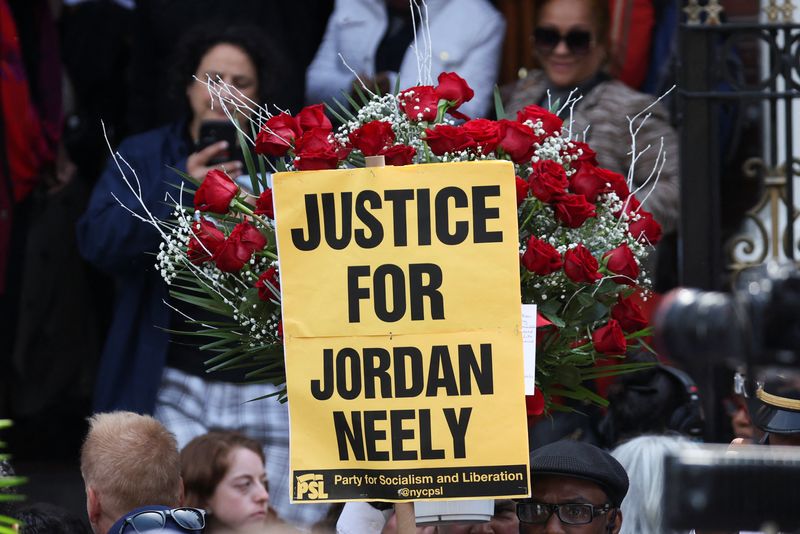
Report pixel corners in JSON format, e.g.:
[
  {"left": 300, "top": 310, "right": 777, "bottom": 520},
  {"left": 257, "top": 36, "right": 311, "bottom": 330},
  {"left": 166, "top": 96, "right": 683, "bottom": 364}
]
[{"left": 530, "top": 440, "right": 629, "bottom": 507}]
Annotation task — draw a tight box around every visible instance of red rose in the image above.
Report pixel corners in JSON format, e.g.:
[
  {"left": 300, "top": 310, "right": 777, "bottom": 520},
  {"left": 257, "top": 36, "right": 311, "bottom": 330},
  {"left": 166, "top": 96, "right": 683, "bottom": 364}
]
[
  {"left": 628, "top": 207, "right": 662, "bottom": 245},
  {"left": 612, "top": 294, "right": 648, "bottom": 332},
  {"left": 349, "top": 120, "right": 396, "bottom": 156},
  {"left": 194, "top": 169, "right": 239, "bottom": 213},
  {"left": 399, "top": 85, "right": 439, "bottom": 122},
  {"left": 592, "top": 319, "right": 627, "bottom": 355},
  {"left": 497, "top": 120, "right": 537, "bottom": 163},
  {"left": 529, "top": 160, "right": 568, "bottom": 203},
  {"left": 536, "top": 313, "right": 553, "bottom": 327},
  {"left": 565, "top": 141, "right": 598, "bottom": 171},
  {"left": 213, "top": 222, "right": 267, "bottom": 273},
  {"left": 552, "top": 193, "right": 597, "bottom": 227},
  {"left": 294, "top": 128, "right": 339, "bottom": 171},
  {"left": 335, "top": 141, "right": 353, "bottom": 160},
  {"left": 381, "top": 144, "right": 416, "bottom": 166},
  {"left": 522, "top": 235, "right": 563, "bottom": 275},
  {"left": 461, "top": 119, "right": 501, "bottom": 154},
  {"left": 254, "top": 113, "right": 302, "bottom": 157},
  {"left": 187, "top": 218, "right": 225, "bottom": 264},
  {"left": 596, "top": 167, "right": 630, "bottom": 200},
  {"left": 525, "top": 387, "right": 545, "bottom": 416},
  {"left": 296, "top": 104, "right": 332, "bottom": 133},
  {"left": 564, "top": 244, "right": 602, "bottom": 283},
  {"left": 255, "top": 265, "right": 280, "bottom": 302},
  {"left": 435, "top": 72, "right": 474, "bottom": 116},
  {"left": 255, "top": 188, "right": 274, "bottom": 218},
  {"left": 569, "top": 164, "right": 611, "bottom": 203},
  {"left": 516, "top": 104, "right": 563, "bottom": 137},
  {"left": 423, "top": 124, "right": 476, "bottom": 156},
  {"left": 515, "top": 176, "right": 529, "bottom": 206},
  {"left": 603, "top": 243, "right": 639, "bottom": 285}
]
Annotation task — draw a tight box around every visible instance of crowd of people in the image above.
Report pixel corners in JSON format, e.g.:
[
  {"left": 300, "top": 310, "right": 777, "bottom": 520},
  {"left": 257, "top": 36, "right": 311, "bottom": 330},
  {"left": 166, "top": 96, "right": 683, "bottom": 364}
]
[{"left": 1, "top": 0, "right": 797, "bottom": 533}]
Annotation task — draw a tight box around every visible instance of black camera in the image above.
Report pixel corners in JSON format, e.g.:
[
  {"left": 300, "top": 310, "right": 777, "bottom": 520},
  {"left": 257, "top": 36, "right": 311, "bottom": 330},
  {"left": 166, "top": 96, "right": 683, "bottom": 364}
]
[
  {"left": 654, "top": 261, "right": 800, "bottom": 366},
  {"left": 656, "top": 263, "right": 800, "bottom": 532},
  {"left": 663, "top": 444, "right": 800, "bottom": 532}
]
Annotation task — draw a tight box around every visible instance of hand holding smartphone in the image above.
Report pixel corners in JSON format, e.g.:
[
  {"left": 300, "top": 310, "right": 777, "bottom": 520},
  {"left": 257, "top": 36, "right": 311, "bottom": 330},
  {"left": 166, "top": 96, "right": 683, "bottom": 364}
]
[{"left": 197, "top": 120, "right": 244, "bottom": 166}]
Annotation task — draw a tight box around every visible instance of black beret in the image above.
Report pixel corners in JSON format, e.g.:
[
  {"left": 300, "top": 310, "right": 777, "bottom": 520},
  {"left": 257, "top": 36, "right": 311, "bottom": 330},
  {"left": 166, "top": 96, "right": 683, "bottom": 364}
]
[{"left": 530, "top": 440, "right": 629, "bottom": 507}]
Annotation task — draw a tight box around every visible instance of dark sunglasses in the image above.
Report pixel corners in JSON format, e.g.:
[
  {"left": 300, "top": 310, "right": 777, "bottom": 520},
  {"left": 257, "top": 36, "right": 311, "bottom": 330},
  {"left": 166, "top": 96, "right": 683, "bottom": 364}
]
[
  {"left": 517, "top": 501, "right": 612, "bottom": 525},
  {"left": 119, "top": 508, "right": 206, "bottom": 534},
  {"left": 534, "top": 27, "right": 593, "bottom": 55}
]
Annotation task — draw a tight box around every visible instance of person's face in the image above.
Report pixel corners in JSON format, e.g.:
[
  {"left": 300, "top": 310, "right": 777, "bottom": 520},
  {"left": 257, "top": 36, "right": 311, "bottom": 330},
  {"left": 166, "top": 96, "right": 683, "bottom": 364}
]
[
  {"left": 186, "top": 43, "right": 258, "bottom": 136},
  {"left": 206, "top": 447, "right": 269, "bottom": 530},
  {"left": 447, "top": 500, "right": 519, "bottom": 534},
  {"left": 729, "top": 397, "right": 754, "bottom": 440},
  {"left": 380, "top": 500, "right": 518, "bottom": 534},
  {"left": 534, "top": 0, "right": 606, "bottom": 89},
  {"left": 518, "top": 475, "right": 621, "bottom": 534}
]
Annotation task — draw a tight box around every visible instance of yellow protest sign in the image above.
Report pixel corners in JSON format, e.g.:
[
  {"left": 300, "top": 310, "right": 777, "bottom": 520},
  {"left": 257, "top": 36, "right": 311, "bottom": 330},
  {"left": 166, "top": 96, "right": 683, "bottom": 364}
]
[{"left": 273, "top": 160, "right": 530, "bottom": 502}]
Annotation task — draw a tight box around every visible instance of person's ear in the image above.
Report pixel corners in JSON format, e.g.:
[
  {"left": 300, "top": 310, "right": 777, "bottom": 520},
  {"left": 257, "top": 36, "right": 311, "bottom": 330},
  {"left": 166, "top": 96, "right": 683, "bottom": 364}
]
[
  {"left": 86, "top": 486, "right": 102, "bottom": 526},
  {"left": 609, "top": 508, "right": 622, "bottom": 534}
]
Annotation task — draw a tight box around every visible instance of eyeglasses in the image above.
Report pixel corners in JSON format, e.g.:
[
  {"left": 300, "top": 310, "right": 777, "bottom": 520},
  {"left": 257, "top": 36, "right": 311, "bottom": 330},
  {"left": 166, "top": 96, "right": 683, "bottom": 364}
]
[
  {"left": 533, "top": 27, "right": 593, "bottom": 55},
  {"left": 516, "top": 501, "right": 612, "bottom": 525},
  {"left": 119, "top": 508, "right": 206, "bottom": 534}
]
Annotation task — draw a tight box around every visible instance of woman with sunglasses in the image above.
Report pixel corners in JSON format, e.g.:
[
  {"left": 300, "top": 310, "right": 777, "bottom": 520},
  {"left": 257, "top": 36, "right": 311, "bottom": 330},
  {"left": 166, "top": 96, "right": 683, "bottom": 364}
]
[
  {"left": 504, "top": 0, "right": 680, "bottom": 238},
  {"left": 181, "top": 431, "right": 277, "bottom": 533}
]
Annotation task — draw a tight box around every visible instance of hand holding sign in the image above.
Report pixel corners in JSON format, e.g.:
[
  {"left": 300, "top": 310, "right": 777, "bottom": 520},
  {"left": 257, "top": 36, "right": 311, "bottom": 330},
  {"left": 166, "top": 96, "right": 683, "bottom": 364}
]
[{"left": 274, "top": 161, "right": 530, "bottom": 503}]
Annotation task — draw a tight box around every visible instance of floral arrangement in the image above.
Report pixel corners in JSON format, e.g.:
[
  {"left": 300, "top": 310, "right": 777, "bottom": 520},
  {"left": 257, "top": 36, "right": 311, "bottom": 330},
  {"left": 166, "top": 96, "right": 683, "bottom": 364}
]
[
  {"left": 0, "top": 419, "right": 25, "bottom": 534},
  {"left": 143, "top": 72, "right": 661, "bottom": 414}
]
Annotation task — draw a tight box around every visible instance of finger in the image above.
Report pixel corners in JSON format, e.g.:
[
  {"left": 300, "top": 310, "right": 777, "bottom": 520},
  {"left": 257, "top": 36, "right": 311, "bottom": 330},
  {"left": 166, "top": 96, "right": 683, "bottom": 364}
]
[
  {"left": 728, "top": 437, "right": 752, "bottom": 449},
  {"left": 216, "top": 160, "right": 243, "bottom": 175},
  {"left": 210, "top": 163, "right": 242, "bottom": 180},
  {"left": 195, "top": 140, "right": 230, "bottom": 163}
]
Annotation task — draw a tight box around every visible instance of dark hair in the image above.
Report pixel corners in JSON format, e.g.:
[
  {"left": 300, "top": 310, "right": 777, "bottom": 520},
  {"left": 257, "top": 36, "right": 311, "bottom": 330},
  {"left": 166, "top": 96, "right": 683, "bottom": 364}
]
[
  {"left": 15, "top": 503, "right": 91, "bottom": 534},
  {"left": 167, "top": 24, "right": 288, "bottom": 119},
  {"left": 599, "top": 353, "right": 690, "bottom": 445},
  {"left": 533, "top": 0, "right": 611, "bottom": 47},
  {"left": 180, "top": 430, "right": 265, "bottom": 507}
]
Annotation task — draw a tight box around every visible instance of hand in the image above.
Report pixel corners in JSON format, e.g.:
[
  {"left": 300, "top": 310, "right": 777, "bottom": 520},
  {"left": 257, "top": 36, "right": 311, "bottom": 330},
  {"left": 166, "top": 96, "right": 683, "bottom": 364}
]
[
  {"left": 187, "top": 141, "right": 243, "bottom": 182},
  {"left": 380, "top": 513, "right": 438, "bottom": 534},
  {"left": 45, "top": 142, "right": 77, "bottom": 195}
]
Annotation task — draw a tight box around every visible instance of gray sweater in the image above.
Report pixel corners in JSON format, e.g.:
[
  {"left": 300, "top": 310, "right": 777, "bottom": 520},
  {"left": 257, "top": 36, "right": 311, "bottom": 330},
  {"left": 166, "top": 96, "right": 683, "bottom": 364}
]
[{"left": 504, "top": 70, "right": 680, "bottom": 235}]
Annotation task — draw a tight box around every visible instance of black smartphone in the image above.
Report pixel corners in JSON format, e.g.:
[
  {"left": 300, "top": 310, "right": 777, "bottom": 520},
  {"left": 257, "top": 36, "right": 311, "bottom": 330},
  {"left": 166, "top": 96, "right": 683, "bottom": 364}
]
[{"left": 197, "top": 120, "right": 244, "bottom": 166}]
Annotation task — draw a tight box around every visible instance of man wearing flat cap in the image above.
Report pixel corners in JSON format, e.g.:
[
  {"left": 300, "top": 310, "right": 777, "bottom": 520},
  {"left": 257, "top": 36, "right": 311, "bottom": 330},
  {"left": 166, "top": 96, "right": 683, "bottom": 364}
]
[{"left": 517, "top": 440, "right": 628, "bottom": 534}]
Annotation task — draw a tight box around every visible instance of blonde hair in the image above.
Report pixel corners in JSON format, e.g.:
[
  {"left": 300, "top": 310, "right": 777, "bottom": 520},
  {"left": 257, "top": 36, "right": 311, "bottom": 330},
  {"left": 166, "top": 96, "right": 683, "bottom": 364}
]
[{"left": 80, "top": 412, "right": 182, "bottom": 519}]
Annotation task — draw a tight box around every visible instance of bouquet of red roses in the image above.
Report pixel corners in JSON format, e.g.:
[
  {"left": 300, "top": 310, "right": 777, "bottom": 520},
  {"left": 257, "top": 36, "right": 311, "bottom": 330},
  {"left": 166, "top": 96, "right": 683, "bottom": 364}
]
[{"left": 147, "top": 72, "right": 660, "bottom": 413}]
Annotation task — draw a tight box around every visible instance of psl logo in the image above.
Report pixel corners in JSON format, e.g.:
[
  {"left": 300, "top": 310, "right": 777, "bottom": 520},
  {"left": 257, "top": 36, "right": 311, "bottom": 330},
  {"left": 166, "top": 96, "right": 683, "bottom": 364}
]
[{"left": 296, "top": 473, "right": 329, "bottom": 500}]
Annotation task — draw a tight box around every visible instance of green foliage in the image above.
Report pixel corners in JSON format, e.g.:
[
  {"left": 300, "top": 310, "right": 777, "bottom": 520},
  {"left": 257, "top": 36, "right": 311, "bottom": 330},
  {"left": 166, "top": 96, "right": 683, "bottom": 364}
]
[
  {"left": 0, "top": 420, "right": 25, "bottom": 534},
  {"left": 493, "top": 85, "right": 507, "bottom": 120}
]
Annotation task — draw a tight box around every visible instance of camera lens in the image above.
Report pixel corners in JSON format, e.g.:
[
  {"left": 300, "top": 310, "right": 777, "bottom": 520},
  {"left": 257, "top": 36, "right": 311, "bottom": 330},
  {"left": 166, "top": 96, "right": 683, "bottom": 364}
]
[{"left": 654, "top": 288, "right": 742, "bottom": 363}]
